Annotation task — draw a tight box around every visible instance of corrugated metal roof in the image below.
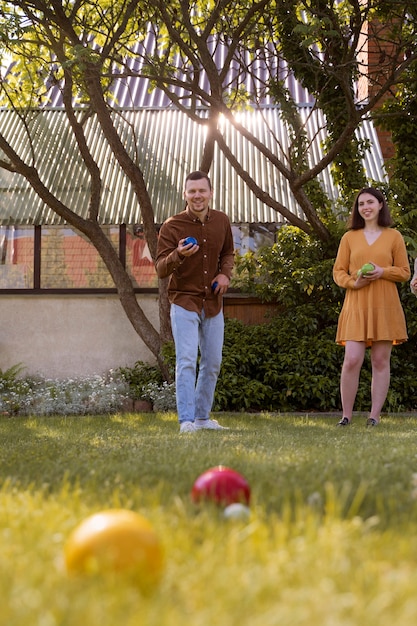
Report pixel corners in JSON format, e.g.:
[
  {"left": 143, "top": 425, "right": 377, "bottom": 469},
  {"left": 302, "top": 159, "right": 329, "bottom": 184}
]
[
  {"left": 0, "top": 106, "right": 386, "bottom": 226},
  {"left": 0, "top": 27, "right": 388, "bottom": 226}
]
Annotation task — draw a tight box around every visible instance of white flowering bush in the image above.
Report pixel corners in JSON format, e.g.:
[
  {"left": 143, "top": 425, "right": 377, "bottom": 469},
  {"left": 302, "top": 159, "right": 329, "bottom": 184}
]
[
  {"left": 117, "top": 359, "right": 177, "bottom": 412},
  {"left": 0, "top": 368, "right": 130, "bottom": 416},
  {"left": 143, "top": 381, "right": 177, "bottom": 412}
]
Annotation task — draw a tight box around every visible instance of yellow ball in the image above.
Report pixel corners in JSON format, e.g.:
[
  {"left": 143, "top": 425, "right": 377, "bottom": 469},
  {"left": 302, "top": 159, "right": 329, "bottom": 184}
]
[{"left": 64, "top": 509, "right": 164, "bottom": 589}]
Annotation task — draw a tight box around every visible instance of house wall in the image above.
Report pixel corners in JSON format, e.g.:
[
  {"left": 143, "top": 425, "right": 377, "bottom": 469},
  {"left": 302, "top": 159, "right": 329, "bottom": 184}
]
[
  {"left": 0, "top": 293, "right": 279, "bottom": 380},
  {"left": 357, "top": 18, "right": 396, "bottom": 164},
  {"left": 0, "top": 294, "right": 159, "bottom": 379}
]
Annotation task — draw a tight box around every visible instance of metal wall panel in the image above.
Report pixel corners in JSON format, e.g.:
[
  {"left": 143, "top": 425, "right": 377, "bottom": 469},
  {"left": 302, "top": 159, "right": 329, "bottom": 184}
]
[{"left": 0, "top": 107, "right": 387, "bottom": 226}]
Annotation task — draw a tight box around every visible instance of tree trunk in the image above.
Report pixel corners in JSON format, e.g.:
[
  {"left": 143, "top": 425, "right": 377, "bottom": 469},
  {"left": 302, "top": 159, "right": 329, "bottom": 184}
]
[{"left": 84, "top": 65, "right": 174, "bottom": 359}]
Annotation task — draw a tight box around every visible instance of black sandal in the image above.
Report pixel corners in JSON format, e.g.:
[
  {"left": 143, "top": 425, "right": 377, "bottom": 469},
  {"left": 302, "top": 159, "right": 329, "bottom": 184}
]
[
  {"left": 366, "top": 418, "right": 379, "bottom": 427},
  {"left": 337, "top": 417, "right": 350, "bottom": 426}
]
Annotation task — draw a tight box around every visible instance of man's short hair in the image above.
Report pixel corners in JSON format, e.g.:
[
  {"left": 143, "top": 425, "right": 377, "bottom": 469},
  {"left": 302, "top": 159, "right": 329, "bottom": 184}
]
[{"left": 185, "top": 170, "right": 212, "bottom": 190}]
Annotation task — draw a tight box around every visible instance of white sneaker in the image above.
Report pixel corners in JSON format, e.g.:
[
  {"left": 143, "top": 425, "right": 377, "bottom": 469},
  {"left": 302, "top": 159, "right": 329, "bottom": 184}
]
[
  {"left": 194, "top": 419, "right": 229, "bottom": 430},
  {"left": 179, "top": 421, "right": 197, "bottom": 433}
]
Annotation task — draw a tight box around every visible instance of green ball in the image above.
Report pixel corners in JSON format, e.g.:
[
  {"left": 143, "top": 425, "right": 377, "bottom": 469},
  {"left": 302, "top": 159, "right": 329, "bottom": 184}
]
[{"left": 357, "top": 262, "right": 375, "bottom": 277}]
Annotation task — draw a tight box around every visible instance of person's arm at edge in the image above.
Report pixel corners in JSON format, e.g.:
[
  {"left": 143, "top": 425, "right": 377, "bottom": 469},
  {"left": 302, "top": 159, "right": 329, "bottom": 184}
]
[{"left": 411, "top": 257, "right": 417, "bottom": 295}]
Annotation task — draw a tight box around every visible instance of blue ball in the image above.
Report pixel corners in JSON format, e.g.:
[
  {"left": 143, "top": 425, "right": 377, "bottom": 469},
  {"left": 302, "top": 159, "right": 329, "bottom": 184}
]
[{"left": 184, "top": 236, "right": 198, "bottom": 246}]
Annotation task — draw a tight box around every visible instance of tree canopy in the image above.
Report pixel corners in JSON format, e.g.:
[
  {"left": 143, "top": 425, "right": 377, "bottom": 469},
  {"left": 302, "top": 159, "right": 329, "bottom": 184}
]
[{"left": 0, "top": 0, "right": 416, "bottom": 367}]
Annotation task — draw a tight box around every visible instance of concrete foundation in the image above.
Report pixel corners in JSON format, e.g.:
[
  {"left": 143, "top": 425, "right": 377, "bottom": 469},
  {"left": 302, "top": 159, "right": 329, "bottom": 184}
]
[{"left": 0, "top": 294, "right": 159, "bottom": 379}]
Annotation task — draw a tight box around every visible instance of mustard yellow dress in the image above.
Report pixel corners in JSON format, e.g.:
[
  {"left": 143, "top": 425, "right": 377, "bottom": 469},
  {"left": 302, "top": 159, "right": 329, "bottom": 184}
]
[{"left": 333, "top": 228, "right": 410, "bottom": 346}]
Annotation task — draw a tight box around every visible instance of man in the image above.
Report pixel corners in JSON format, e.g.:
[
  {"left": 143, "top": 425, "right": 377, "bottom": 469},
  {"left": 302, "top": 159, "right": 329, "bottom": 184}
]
[{"left": 155, "top": 171, "right": 234, "bottom": 433}]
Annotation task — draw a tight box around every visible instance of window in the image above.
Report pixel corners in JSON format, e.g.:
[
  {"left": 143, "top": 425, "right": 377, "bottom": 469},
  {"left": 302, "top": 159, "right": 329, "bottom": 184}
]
[
  {"left": 41, "top": 226, "right": 118, "bottom": 289},
  {"left": 0, "top": 223, "right": 277, "bottom": 291},
  {"left": 126, "top": 225, "right": 159, "bottom": 288},
  {"left": 232, "top": 223, "right": 278, "bottom": 254},
  {"left": 0, "top": 226, "right": 34, "bottom": 288}
]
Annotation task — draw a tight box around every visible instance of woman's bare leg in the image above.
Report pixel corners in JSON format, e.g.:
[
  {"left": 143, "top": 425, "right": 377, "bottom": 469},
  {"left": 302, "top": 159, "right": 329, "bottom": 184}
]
[
  {"left": 369, "top": 341, "right": 392, "bottom": 422},
  {"left": 340, "top": 341, "right": 366, "bottom": 421}
]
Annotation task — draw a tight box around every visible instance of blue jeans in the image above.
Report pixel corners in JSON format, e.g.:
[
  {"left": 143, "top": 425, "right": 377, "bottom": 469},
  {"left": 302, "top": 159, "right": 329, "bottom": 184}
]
[{"left": 170, "top": 304, "right": 224, "bottom": 423}]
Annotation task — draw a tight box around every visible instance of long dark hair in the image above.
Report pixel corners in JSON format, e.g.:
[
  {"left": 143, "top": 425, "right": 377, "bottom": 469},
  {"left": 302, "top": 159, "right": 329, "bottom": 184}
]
[{"left": 349, "top": 187, "right": 393, "bottom": 230}]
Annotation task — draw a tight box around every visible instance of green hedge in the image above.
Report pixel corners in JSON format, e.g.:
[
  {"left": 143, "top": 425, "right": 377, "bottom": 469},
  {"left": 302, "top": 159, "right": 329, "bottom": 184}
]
[
  {"left": 214, "top": 299, "right": 417, "bottom": 413},
  {"left": 213, "top": 224, "right": 417, "bottom": 413}
]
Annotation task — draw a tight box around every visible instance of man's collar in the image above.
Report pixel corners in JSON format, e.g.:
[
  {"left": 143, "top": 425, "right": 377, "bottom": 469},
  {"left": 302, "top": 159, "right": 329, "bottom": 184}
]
[{"left": 185, "top": 206, "right": 211, "bottom": 222}]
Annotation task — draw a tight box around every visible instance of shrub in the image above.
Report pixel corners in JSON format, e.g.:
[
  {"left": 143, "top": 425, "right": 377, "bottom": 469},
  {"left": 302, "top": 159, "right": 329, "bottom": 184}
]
[
  {"left": 118, "top": 342, "right": 176, "bottom": 402},
  {"left": 118, "top": 357, "right": 176, "bottom": 411},
  {"left": 214, "top": 317, "right": 345, "bottom": 412},
  {"left": 118, "top": 361, "right": 163, "bottom": 401},
  {"left": 0, "top": 364, "right": 34, "bottom": 415},
  {"left": 216, "top": 223, "right": 417, "bottom": 413},
  {"left": 144, "top": 381, "right": 177, "bottom": 412},
  {"left": 0, "top": 369, "right": 130, "bottom": 416}
]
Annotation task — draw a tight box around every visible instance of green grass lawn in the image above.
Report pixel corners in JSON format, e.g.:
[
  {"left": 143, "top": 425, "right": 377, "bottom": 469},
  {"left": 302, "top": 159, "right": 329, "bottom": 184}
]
[{"left": 1, "top": 412, "right": 417, "bottom": 625}]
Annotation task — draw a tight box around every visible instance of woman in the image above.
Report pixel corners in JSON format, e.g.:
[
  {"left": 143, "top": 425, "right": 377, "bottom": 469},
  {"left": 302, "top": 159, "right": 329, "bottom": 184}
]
[{"left": 333, "top": 187, "right": 410, "bottom": 426}]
